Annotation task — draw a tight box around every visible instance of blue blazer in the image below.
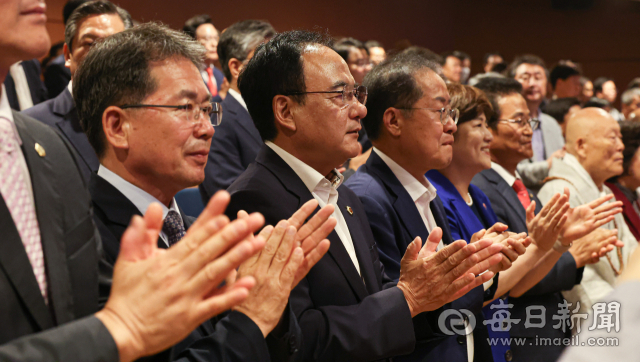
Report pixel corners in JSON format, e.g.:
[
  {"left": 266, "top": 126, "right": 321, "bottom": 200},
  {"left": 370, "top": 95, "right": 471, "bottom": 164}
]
[
  {"left": 472, "top": 168, "right": 582, "bottom": 362},
  {"left": 427, "top": 170, "right": 511, "bottom": 362},
  {"left": 345, "top": 150, "right": 489, "bottom": 362},
  {"left": 23, "top": 88, "right": 99, "bottom": 183},
  {"left": 199, "top": 93, "right": 262, "bottom": 203}
]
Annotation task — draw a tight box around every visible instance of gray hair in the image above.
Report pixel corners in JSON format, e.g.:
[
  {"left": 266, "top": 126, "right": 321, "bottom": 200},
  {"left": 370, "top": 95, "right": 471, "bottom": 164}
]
[
  {"left": 64, "top": 0, "right": 133, "bottom": 52},
  {"left": 73, "top": 22, "right": 206, "bottom": 158},
  {"left": 622, "top": 88, "right": 640, "bottom": 105},
  {"left": 217, "top": 20, "right": 275, "bottom": 81}
]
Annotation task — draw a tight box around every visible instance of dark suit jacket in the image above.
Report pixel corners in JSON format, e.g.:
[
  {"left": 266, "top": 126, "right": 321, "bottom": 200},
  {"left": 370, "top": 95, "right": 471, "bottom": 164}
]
[
  {"left": 0, "top": 112, "right": 118, "bottom": 361},
  {"left": 43, "top": 55, "right": 71, "bottom": 100},
  {"left": 90, "top": 173, "right": 297, "bottom": 362},
  {"left": 4, "top": 59, "right": 48, "bottom": 111},
  {"left": 345, "top": 151, "right": 490, "bottom": 362},
  {"left": 226, "top": 145, "right": 437, "bottom": 362},
  {"left": 23, "top": 88, "right": 99, "bottom": 182},
  {"left": 199, "top": 93, "right": 262, "bottom": 203},
  {"left": 472, "top": 168, "right": 583, "bottom": 362},
  {"left": 203, "top": 67, "right": 225, "bottom": 103}
]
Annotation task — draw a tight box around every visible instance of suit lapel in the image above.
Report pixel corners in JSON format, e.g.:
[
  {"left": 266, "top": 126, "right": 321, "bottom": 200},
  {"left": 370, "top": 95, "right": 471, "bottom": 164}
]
[
  {"left": 225, "top": 95, "right": 262, "bottom": 145},
  {"left": 256, "top": 146, "right": 369, "bottom": 300},
  {"left": 430, "top": 196, "right": 454, "bottom": 245},
  {"left": 483, "top": 169, "right": 527, "bottom": 226}
]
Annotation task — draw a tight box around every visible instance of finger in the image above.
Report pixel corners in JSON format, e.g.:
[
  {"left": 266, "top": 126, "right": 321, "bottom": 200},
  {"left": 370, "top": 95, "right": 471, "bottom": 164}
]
[
  {"left": 195, "top": 277, "right": 255, "bottom": 323},
  {"left": 507, "top": 239, "right": 527, "bottom": 256},
  {"left": 280, "top": 246, "right": 304, "bottom": 287},
  {"left": 501, "top": 246, "right": 519, "bottom": 263},
  {"left": 547, "top": 195, "right": 569, "bottom": 222},
  {"left": 448, "top": 271, "right": 496, "bottom": 301},
  {"left": 241, "top": 225, "right": 275, "bottom": 271},
  {"left": 587, "top": 194, "right": 615, "bottom": 209},
  {"left": 141, "top": 203, "right": 164, "bottom": 258},
  {"left": 526, "top": 201, "right": 537, "bottom": 223},
  {"left": 257, "top": 221, "right": 290, "bottom": 274},
  {"left": 270, "top": 226, "right": 298, "bottom": 277},
  {"left": 300, "top": 217, "right": 337, "bottom": 255},
  {"left": 470, "top": 229, "right": 486, "bottom": 243},
  {"left": 402, "top": 237, "right": 423, "bottom": 264},
  {"left": 438, "top": 240, "right": 497, "bottom": 278},
  {"left": 293, "top": 239, "right": 330, "bottom": 287},
  {"left": 539, "top": 193, "right": 560, "bottom": 218},
  {"left": 594, "top": 208, "right": 623, "bottom": 222},
  {"left": 487, "top": 223, "right": 508, "bottom": 234},
  {"left": 429, "top": 239, "right": 468, "bottom": 266},
  {"left": 119, "top": 215, "right": 153, "bottom": 262},
  {"left": 237, "top": 210, "right": 250, "bottom": 219},
  {"left": 420, "top": 228, "right": 443, "bottom": 259},
  {"left": 288, "top": 199, "right": 320, "bottom": 230},
  {"left": 592, "top": 200, "right": 622, "bottom": 215},
  {"left": 563, "top": 187, "right": 570, "bottom": 199},
  {"left": 592, "top": 215, "right": 616, "bottom": 229},
  {"left": 296, "top": 204, "right": 335, "bottom": 248},
  {"left": 190, "top": 190, "right": 231, "bottom": 230},
  {"left": 500, "top": 255, "right": 513, "bottom": 269},
  {"left": 463, "top": 253, "right": 504, "bottom": 277}
]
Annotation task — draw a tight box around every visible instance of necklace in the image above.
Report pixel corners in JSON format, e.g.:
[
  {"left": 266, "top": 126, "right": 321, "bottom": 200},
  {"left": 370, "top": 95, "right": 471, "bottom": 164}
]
[
  {"left": 605, "top": 218, "right": 624, "bottom": 276},
  {"left": 465, "top": 193, "right": 473, "bottom": 206}
]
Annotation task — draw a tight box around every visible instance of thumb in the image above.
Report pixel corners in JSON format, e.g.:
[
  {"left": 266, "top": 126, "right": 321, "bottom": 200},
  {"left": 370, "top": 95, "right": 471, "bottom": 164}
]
[
  {"left": 419, "top": 227, "right": 442, "bottom": 259},
  {"left": 526, "top": 201, "right": 536, "bottom": 223},
  {"left": 119, "top": 214, "right": 157, "bottom": 262},
  {"left": 402, "top": 236, "right": 422, "bottom": 264}
]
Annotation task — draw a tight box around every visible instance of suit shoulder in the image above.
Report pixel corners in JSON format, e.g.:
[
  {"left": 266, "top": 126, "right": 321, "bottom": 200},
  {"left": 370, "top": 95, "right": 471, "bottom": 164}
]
[
  {"left": 344, "top": 168, "right": 386, "bottom": 199},
  {"left": 14, "top": 111, "right": 60, "bottom": 139},
  {"left": 22, "top": 98, "right": 55, "bottom": 120}
]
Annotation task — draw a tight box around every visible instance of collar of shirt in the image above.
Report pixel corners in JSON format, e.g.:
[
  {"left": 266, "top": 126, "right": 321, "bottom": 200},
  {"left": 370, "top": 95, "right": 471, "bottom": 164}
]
[
  {"left": 562, "top": 153, "right": 601, "bottom": 191},
  {"left": 67, "top": 80, "right": 72, "bottom": 94},
  {"left": 227, "top": 88, "right": 248, "bottom": 111},
  {"left": 373, "top": 147, "right": 436, "bottom": 204},
  {"left": 265, "top": 141, "right": 343, "bottom": 205},
  {"left": 0, "top": 84, "right": 21, "bottom": 146},
  {"left": 491, "top": 162, "right": 522, "bottom": 187},
  {"left": 97, "top": 164, "right": 182, "bottom": 235}
]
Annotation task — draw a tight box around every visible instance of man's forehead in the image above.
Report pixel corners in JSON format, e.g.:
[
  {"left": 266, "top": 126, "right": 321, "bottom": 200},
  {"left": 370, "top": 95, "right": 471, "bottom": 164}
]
[
  {"left": 516, "top": 63, "right": 545, "bottom": 75},
  {"left": 302, "top": 46, "right": 354, "bottom": 86}
]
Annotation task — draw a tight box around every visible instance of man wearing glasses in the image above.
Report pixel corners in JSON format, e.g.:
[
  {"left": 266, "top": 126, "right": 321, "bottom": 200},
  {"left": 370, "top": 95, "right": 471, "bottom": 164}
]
[{"left": 226, "top": 30, "right": 506, "bottom": 362}]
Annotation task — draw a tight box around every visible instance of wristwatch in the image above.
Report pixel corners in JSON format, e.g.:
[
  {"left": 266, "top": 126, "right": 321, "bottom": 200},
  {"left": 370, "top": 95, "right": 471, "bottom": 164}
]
[{"left": 553, "top": 239, "right": 572, "bottom": 253}]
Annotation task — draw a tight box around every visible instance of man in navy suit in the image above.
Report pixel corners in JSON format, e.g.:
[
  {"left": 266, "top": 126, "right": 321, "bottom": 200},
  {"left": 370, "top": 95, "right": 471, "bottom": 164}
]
[
  {"left": 4, "top": 59, "right": 47, "bottom": 111},
  {"left": 24, "top": 0, "right": 131, "bottom": 182},
  {"left": 345, "top": 52, "right": 529, "bottom": 362},
  {"left": 226, "top": 30, "right": 506, "bottom": 362},
  {"left": 471, "top": 77, "right": 609, "bottom": 362},
  {"left": 183, "top": 14, "right": 225, "bottom": 103},
  {"left": 199, "top": 20, "right": 275, "bottom": 203}
]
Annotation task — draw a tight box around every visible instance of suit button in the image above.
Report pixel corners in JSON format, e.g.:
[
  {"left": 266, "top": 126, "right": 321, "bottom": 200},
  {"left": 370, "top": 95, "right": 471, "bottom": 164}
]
[
  {"left": 505, "top": 350, "right": 513, "bottom": 361},
  {"left": 457, "top": 336, "right": 465, "bottom": 345},
  {"left": 289, "top": 337, "right": 297, "bottom": 354}
]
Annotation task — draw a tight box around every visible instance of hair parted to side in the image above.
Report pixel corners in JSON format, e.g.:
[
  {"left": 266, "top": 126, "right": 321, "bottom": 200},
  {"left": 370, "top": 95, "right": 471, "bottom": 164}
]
[
  {"left": 182, "top": 14, "right": 214, "bottom": 39},
  {"left": 447, "top": 83, "right": 493, "bottom": 127},
  {"left": 238, "top": 30, "right": 334, "bottom": 142},
  {"left": 474, "top": 77, "right": 523, "bottom": 128},
  {"left": 507, "top": 54, "right": 548, "bottom": 78},
  {"left": 64, "top": 0, "right": 132, "bottom": 52},
  {"left": 218, "top": 20, "right": 275, "bottom": 82},
  {"left": 73, "top": 22, "right": 206, "bottom": 158},
  {"left": 362, "top": 52, "right": 441, "bottom": 141}
]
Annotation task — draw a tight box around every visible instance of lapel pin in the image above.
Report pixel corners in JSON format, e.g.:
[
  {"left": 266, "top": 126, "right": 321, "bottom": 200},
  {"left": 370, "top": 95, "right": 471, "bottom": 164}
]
[
  {"left": 346, "top": 206, "right": 353, "bottom": 215},
  {"left": 34, "top": 143, "right": 46, "bottom": 157},
  {"left": 483, "top": 203, "right": 487, "bottom": 210}
]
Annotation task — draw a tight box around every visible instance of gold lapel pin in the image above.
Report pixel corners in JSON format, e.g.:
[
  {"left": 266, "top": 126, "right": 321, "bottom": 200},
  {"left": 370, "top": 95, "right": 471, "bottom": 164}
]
[
  {"left": 346, "top": 206, "right": 353, "bottom": 215},
  {"left": 34, "top": 143, "right": 46, "bottom": 157}
]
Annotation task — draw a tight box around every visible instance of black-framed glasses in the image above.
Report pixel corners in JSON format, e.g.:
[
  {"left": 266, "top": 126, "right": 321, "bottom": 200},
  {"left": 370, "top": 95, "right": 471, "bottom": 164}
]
[
  {"left": 499, "top": 117, "right": 539, "bottom": 130},
  {"left": 396, "top": 107, "right": 460, "bottom": 125},
  {"left": 119, "top": 102, "right": 223, "bottom": 126},
  {"left": 285, "top": 84, "right": 367, "bottom": 108}
]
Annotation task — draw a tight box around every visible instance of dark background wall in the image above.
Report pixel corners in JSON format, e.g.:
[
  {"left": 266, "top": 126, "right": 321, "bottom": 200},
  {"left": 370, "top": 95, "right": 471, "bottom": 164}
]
[{"left": 44, "top": 0, "right": 640, "bottom": 98}]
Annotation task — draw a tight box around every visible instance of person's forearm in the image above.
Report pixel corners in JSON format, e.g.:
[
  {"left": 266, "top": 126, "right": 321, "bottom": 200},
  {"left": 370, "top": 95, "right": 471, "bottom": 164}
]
[{"left": 509, "top": 248, "right": 564, "bottom": 297}]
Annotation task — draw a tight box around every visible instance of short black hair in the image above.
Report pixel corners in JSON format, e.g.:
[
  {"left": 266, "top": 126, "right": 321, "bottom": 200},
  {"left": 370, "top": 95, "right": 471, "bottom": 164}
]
[
  {"left": 593, "top": 77, "right": 614, "bottom": 94},
  {"left": 64, "top": 0, "right": 132, "bottom": 52},
  {"left": 619, "top": 121, "right": 640, "bottom": 177},
  {"left": 583, "top": 97, "right": 610, "bottom": 109},
  {"left": 453, "top": 50, "right": 470, "bottom": 61},
  {"left": 474, "top": 77, "right": 523, "bottom": 128},
  {"left": 183, "top": 14, "right": 214, "bottom": 39},
  {"left": 627, "top": 77, "right": 640, "bottom": 90},
  {"left": 541, "top": 97, "right": 581, "bottom": 124},
  {"left": 362, "top": 52, "right": 441, "bottom": 141},
  {"left": 218, "top": 20, "right": 275, "bottom": 81},
  {"left": 63, "top": 0, "right": 91, "bottom": 25},
  {"left": 508, "top": 54, "right": 547, "bottom": 78},
  {"left": 549, "top": 64, "right": 580, "bottom": 89},
  {"left": 334, "top": 37, "right": 365, "bottom": 61},
  {"left": 238, "top": 30, "right": 334, "bottom": 142},
  {"left": 483, "top": 52, "right": 502, "bottom": 65}
]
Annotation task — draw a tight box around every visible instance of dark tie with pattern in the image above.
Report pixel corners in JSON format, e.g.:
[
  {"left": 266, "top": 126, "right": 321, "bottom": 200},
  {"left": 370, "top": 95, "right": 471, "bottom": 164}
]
[{"left": 162, "top": 210, "right": 186, "bottom": 246}]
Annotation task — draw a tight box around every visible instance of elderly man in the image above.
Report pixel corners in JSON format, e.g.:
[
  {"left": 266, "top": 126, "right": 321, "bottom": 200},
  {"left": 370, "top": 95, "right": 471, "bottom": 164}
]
[
  {"left": 24, "top": 0, "right": 131, "bottom": 182},
  {"left": 199, "top": 20, "right": 275, "bottom": 202},
  {"left": 226, "top": 30, "right": 505, "bottom": 362},
  {"left": 0, "top": 0, "right": 270, "bottom": 361},
  {"left": 621, "top": 87, "right": 640, "bottom": 120},
  {"left": 472, "top": 77, "right": 621, "bottom": 362},
  {"left": 508, "top": 55, "right": 566, "bottom": 192},
  {"left": 538, "top": 108, "right": 637, "bottom": 313},
  {"left": 75, "top": 22, "right": 337, "bottom": 361}
]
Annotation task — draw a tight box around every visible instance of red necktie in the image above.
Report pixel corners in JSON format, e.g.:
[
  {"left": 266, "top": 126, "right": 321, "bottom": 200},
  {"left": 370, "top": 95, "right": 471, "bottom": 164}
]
[
  {"left": 206, "top": 67, "right": 218, "bottom": 97},
  {"left": 512, "top": 179, "right": 531, "bottom": 209}
]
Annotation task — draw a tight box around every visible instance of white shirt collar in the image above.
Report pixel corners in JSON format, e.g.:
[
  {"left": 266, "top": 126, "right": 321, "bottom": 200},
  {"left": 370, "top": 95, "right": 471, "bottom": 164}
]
[
  {"left": 491, "top": 162, "right": 522, "bottom": 187},
  {"left": 227, "top": 88, "right": 247, "bottom": 111},
  {"left": 97, "top": 164, "right": 181, "bottom": 221},
  {"left": 67, "top": 80, "right": 72, "bottom": 94},
  {"left": 373, "top": 147, "right": 436, "bottom": 203},
  {"left": 562, "top": 153, "right": 601, "bottom": 191},
  {"left": 0, "top": 84, "right": 21, "bottom": 146},
  {"left": 265, "top": 141, "right": 343, "bottom": 203}
]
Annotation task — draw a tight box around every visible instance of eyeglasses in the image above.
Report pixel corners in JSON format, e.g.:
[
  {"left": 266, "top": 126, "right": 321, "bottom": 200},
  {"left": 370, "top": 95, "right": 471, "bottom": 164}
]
[
  {"left": 285, "top": 85, "right": 368, "bottom": 108},
  {"left": 498, "top": 117, "right": 539, "bottom": 130},
  {"left": 396, "top": 107, "right": 460, "bottom": 125},
  {"left": 119, "top": 102, "right": 223, "bottom": 126}
]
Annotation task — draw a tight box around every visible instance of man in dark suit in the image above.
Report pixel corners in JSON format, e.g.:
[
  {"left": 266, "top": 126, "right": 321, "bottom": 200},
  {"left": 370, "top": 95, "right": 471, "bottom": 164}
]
[
  {"left": 199, "top": 20, "right": 274, "bottom": 203},
  {"left": 0, "top": 2, "right": 270, "bottom": 360},
  {"left": 345, "top": 52, "right": 528, "bottom": 362},
  {"left": 471, "top": 77, "right": 614, "bottom": 362},
  {"left": 226, "top": 30, "right": 506, "bottom": 362},
  {"left": 3, "top": 59, "right": 47, "bottom": 111},
  {"left": 24, "top": 0, "right": 131, "bottom": 182},
  {"left": 75, "top": 22, "right": 339, "bottom": 361}
]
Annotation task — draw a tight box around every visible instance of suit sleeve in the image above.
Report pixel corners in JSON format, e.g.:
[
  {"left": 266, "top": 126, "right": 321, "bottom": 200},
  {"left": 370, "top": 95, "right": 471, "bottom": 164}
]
[
  {"left": 0, "top": 316, "right": 119, "bottom": 362},
  {"left": 520, "top": 251, "right": 579, "bottom": 296}
]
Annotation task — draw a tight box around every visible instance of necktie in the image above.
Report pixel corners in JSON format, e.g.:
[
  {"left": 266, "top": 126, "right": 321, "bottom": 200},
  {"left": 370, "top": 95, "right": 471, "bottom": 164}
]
[
  {"left": 512, "top": 179, "right": 531, "bottom": 209},
  {"left": 206, "top": 67, "right": 218, "bottom": 97},
  {"left": 162, "top": 210, "right": 186, "bottom": 246},
  {"left": 0, "top": 118, "right": 48, "bottom": 302}
]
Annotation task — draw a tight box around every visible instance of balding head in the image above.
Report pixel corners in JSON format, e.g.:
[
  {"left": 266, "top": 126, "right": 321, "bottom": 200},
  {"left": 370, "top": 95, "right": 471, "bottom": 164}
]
[{"left": 564, "top": 107, "right": 624, "bottom": 188}]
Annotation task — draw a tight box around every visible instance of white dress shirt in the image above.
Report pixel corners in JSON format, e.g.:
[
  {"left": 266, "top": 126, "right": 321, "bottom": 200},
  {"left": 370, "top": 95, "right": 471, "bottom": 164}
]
[
  {"left": 266, "top": 141, "right": 361, "bottom": 275},
  {"left": 491, "top": 162, "right": 522, "bottom": 187},
  {"left": 97, "top": 165, "right": 182, "bottom": 247},
  {"left": 227, "top": 88, "right": 248, "bottom": 111},
  {"left": 9, "top": 62, "right": 34, "bottom": 110}
]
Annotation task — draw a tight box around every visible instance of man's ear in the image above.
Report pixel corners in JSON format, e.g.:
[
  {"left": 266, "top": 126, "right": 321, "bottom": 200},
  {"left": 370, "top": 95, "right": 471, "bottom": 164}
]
[
  {"left": 273, "top": 95, "right": 297, "bottom": 134},
  {"left": 575, "top": 137, "right": 588, "bottom": 159},
  {"left": 383, "top": 107, "right": 403, "bottom": 137},
  {"left": 102, "top": 106, "right": 131, "bottom": 151},
  {"left": 228, "top": 58, "right": 243, "bottom": 81},
  {"left": 63, "top": 43, "right": 72, "bottom": 68}
]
